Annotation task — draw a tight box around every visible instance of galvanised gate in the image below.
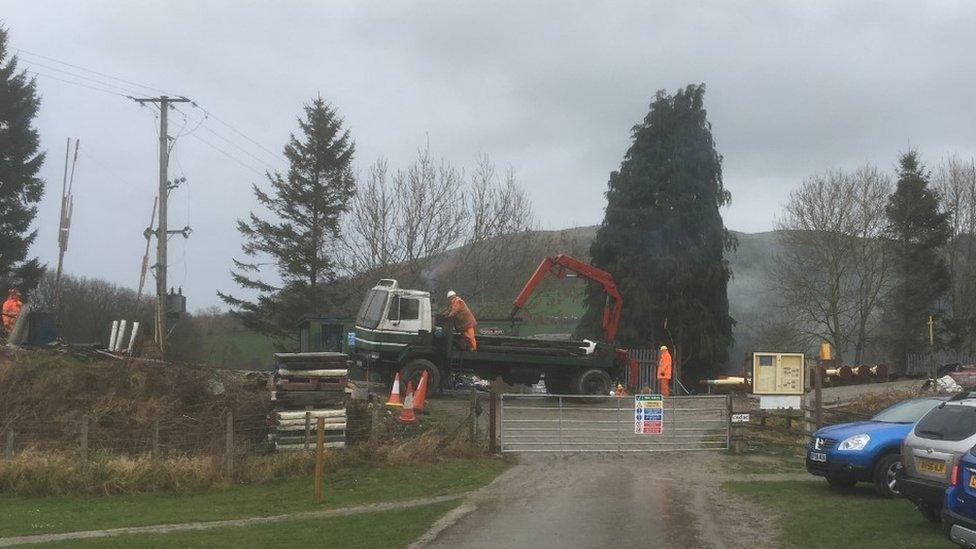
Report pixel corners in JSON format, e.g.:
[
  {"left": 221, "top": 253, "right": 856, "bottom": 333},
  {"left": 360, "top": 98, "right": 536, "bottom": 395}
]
[{"left": 499, "top": 394, "right": 730, "bottom": 452}]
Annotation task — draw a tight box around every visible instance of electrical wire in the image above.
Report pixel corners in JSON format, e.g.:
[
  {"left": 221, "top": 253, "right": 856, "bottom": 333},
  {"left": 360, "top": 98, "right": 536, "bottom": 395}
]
[
  {"left": 14, "top": 47, "right": 179, "bottom": 97},
  {"left": 24, "top": 69, "right": 130, "bottom": 98}
]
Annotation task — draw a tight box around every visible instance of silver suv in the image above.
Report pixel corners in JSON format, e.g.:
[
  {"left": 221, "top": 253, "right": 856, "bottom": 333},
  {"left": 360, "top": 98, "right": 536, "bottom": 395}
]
[{"left": 897, "top": 394, "right": 976, "bottom": 522}]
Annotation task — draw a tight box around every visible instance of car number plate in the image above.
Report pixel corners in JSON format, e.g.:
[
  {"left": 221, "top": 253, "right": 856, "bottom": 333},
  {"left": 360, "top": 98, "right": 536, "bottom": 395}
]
[
  {"left": 916, "top": 457, "right": 946, "bottom": 474},
  {"left": 809, "top": 452, "right": 827, "bottom": 463}
]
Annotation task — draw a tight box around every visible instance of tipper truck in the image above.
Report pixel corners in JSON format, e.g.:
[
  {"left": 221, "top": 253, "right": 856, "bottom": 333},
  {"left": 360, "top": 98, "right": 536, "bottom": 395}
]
[{"left": 353, "top": 255, "right": 635, "bottom": 395}]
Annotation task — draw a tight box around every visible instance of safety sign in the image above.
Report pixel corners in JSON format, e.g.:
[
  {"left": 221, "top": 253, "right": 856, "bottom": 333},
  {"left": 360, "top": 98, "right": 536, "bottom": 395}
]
[{"left": 634, "top": 394, "right": 664, "bottom": 434}]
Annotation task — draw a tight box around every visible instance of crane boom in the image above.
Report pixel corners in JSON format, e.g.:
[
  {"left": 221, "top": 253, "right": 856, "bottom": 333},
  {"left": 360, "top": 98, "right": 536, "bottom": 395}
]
[{"left": 509, "top": 253, "right": 623, "bottom": 342}]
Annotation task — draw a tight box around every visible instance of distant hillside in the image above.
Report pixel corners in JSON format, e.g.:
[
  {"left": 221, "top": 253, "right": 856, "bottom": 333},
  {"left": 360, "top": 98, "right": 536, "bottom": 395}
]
[{"left": 205, "top": 226, "right": 785, "bottom": 371}]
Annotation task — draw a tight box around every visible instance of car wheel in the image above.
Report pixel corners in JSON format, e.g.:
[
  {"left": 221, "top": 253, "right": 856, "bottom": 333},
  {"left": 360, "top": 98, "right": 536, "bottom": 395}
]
[
  {"left": 826, "top": 472, "right": 857, "bottom": 489},
  {"left": 873, "top": 454, "right": 902, "bottom": 498}
]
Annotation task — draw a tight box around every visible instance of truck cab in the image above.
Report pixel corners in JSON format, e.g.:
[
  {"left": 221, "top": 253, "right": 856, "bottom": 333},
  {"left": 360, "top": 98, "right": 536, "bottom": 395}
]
[{"left": 354, "top": 279, "right": 626, "bottom": 395}]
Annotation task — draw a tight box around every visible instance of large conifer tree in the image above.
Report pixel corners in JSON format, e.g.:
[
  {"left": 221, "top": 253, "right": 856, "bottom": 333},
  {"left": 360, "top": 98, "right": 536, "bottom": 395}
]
[
  {"left": 219, "top": 97, "right": 355, "bottom": 341},
  {"left": 579, "top": 84, "right": 734, "bottom": 380},
  {"left": 0, "top": 26, "right": 45, "bottom": 294},
  {"left": 884, "top": 150, "right": 950, "bottom": 370}
]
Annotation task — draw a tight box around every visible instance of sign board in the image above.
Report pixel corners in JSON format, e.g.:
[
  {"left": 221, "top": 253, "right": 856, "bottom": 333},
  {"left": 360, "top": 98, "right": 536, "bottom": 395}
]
[
  {"left": 731, "top": 413, "right": 751, "bottom": 423},
  {"left": 347, "top": 331, "right": 356, "bottom": 348},
  {"left": 634, "top": 394, "right": 664, "bottom": 434},
  {"left": 759, "top": 395, "right": 802, "bottom": 410},
  {"left": 752, "top": 352, "right": 805, "bottom": 395}
]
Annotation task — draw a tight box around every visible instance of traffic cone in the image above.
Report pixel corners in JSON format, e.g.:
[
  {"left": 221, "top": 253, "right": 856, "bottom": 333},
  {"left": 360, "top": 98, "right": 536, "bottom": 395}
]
[
  {"left": 385, "top": 373, "right": 403, "bottom": 407},
  {"left": 413, "top": 371, "right": 429, "bottom": 413},
  {"left": 398, "top": 385, "right": 418, "bottom": 423}
]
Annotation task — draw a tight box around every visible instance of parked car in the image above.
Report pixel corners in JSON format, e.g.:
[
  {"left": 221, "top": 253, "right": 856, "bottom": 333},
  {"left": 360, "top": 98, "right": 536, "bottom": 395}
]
[
  {"left": 898, "top": 393, "right": 976, "bottom": 522},
  {"left": 806, "top": 396, "right": 948, "bottom": 497},
  {"left": 943, "top": 444, "right": 976, "bottom": 546}
]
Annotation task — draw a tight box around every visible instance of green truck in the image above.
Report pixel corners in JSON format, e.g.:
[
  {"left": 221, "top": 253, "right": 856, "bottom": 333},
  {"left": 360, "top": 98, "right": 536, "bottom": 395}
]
[{"left": 353, "top": 279, "right": 631, "bottom": 395}]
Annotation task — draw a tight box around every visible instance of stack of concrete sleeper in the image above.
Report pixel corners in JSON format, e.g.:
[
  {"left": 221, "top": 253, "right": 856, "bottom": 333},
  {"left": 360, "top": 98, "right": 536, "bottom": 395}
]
[{"left": 270, "top": 352, "right": 349, "bottom": 450}]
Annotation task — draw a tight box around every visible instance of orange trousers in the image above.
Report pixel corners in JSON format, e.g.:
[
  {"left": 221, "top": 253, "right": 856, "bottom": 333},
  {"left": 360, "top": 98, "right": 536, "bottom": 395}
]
[
  {"left": 462, "top": 327, "right": 477, "bottom": 351},
  {"left": 658, "top": 378, "right": 670, "bottom": 397}
]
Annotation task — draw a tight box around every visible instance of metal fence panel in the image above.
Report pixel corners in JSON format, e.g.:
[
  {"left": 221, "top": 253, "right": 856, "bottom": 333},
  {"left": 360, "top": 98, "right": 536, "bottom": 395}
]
[{"left": 500, "top": 393, "right": 729, "bottom": 453}]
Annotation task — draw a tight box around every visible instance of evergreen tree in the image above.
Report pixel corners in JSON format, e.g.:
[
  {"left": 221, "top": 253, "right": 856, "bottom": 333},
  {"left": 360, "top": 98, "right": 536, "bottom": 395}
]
[
  {"left": 0, "top": 26, "right": 45, "bottom": 294},
  {"left": 884, "top": 150, "right": 951, "bottom": 370},
  {"left": 578, "top": 84, "right": 735, "bottom": 380},
  {"left": 219, "top": 97, "right": 355, "bottom": 341}
]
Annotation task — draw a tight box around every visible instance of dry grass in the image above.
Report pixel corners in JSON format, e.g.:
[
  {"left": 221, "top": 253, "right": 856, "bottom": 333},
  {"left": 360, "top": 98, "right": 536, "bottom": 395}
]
[{"left": 0, "top": 423, "right": 486, "bottom": 496}]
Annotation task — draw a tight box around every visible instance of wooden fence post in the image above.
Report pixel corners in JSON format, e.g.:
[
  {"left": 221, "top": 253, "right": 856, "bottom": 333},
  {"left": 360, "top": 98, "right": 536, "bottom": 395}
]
[
  {"left": 304, "top": 407, "right": 312, "bottom": 450},
  {"left": 469, "top": 388, "right": 478, "bottom": 444},
  {"left": 369, "top": 399, "right": 381, "bottom": 445},
  {"left": 314, "top": 417, "right": 325, "bottom": 504},
  {"left": 224, "top": 410, "right": 234, "bottom": 476},
  {"left": 151, "top": 419, "right": 160, "bottom": 462},
  {"left": 79, "top": 416, "right": 88, "bottom": 467},
  {"left": 4, "top": 430, "right": 13, "bottom": 460},
  {"left": 488, "top": 392, "right": 498, "bottom": 453}
]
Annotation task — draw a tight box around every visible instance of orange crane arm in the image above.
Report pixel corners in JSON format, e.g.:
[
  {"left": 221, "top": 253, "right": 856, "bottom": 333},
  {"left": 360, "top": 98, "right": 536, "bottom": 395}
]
[{"left": 509, "top": 253, "right": 623, "bottom": 342}]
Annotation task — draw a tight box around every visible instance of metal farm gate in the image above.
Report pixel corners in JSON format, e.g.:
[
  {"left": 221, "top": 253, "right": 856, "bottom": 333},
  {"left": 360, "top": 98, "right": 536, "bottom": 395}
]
[{"left": 499, "top": 394, "right": 730, "bottom": 452}]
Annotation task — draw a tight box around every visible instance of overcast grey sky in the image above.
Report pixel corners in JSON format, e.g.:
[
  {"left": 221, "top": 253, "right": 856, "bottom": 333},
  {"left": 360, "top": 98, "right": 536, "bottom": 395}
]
[{"left": 4, "top": 1, "right": 976, "bottom": 309}]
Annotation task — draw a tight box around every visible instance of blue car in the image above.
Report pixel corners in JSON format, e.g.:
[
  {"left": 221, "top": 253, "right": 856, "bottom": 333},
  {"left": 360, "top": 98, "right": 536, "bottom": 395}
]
[
  {"left": 807, "top": 396, "right": 948, "bottom": 497},
  {"left": 944, "top": 446, "right": 976, "bottom": 546}
]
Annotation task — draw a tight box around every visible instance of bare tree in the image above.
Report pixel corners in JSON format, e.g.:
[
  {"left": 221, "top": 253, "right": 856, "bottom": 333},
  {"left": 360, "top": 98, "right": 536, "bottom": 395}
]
[
  {"left": 773, "top": 167, "right": 892, "bottom": 363},
  {"left": 341, "top": 147, "right": 535, "bottom": 306},
  {"left": 936, "top": 156, "right": 976, "bottom": 353}
]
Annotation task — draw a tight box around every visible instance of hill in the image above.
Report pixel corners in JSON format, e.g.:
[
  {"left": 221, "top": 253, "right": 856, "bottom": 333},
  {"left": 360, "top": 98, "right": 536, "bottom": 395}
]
[{"left": 203, "top": 226, "right": 785, "bottom": 372}]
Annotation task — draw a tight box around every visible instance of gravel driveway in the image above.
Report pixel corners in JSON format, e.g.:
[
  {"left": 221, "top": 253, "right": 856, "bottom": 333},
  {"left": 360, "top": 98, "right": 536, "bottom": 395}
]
[{"left": 422, "top": 452, "right": 793, "bottom": 549}]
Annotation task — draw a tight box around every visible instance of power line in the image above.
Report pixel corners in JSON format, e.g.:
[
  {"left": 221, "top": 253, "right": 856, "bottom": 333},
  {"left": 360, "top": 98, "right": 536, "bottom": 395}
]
[
  {"left": 14, "top": 47, "right": 178, "bottom": 97},
  {"left": 24, "top": 69, "right": 130, "bottom": 98},
  {"left": 193, "top": 104, "right": 286, "bottom": 164},
  {"left": 188, "top": 132, "right": 268, "bottom": 177},
  {"left": 20, "top": 58, "right": 144, "bottom": 97}
]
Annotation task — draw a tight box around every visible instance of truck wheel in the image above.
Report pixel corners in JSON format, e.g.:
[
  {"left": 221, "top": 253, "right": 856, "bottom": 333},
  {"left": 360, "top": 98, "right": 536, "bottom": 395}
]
[
  {"left": 872, "top": 454, "right": 902, "bottom": 498},
  {"left": 401, "top": 359, "right": 441, "bottom": 396},
  {"left": 544, "top": 374, "right": 572, "bottom": 395},
  {"left": 573, "top": 369, "right": 612, "bottom": 396}
]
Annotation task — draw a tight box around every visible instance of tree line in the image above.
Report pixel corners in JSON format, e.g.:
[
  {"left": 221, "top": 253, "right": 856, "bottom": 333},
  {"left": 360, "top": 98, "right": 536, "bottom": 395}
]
[{"left": 770, "top": 151, "right": 975, "bottom": 371}]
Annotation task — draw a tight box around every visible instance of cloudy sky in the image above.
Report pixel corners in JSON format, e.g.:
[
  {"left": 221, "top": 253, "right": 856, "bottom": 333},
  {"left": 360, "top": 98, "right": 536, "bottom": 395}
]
[{"left": 4, "top": 1, "right": 976, "bottom": 309}]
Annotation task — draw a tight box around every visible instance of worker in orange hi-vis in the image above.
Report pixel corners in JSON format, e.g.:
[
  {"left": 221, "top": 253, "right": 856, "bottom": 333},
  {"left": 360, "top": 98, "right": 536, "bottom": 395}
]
[
  {"left": 445, "top": 290, "right": 477, "bottom": 351},
  {"left": 2, "top": 288, "right": 23, "bottom": 334},
  {"left": 657, "top": 345, "right": 673, "bottom": 397}
]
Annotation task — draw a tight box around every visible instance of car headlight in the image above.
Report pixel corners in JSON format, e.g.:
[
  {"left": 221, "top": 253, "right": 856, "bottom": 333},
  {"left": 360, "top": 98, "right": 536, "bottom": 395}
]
[{"left": 838, "top": 434, "right": 870, "bottom": 451}]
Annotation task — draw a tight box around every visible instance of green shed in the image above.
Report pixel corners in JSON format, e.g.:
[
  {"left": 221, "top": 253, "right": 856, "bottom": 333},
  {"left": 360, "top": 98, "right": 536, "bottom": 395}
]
[{"left": 296, "top": 316, "right": 356, "bottom": 354}]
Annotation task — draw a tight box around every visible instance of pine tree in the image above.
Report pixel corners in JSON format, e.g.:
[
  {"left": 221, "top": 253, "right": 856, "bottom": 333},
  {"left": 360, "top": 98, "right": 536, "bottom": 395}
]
[
  {"left": 0, "top": 26, "right": 45, "bottom": 294},
  {"left": 884, "top": 150, "right": 951, "bottom": 370},
  {"left": 578, "top": 84, "right": 735, "bottom": 381},
  {"left": 219, "top": 97, "right": 355, "bottom": 341}
]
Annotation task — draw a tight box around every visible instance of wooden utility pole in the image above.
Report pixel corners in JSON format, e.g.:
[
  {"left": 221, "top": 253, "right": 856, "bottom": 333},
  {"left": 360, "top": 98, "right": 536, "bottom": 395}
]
[
  {"left": 131, "top": 95, "right": 190, "bottom": 354},
  {"left": 928, "top": 315, "right": 936, "bottom": 382}
]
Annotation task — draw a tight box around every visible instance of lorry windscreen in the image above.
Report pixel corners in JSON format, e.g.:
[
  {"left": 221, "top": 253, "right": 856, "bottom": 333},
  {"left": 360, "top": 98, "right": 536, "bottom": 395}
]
[{"left": 357, "top": 289, "right": 389, "bottom": 329}]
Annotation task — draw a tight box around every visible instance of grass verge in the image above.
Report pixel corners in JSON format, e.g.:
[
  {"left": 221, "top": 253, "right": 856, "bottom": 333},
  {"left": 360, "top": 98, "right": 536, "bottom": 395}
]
[
  {"left": 0, "top": 458, "right": 509, "bottom": 538},
  {"left": 43, "top": 499, "right": 459, "bottom": 548},
  {"left": 725, "top": 480, "right": 946, "bottom": 548}
]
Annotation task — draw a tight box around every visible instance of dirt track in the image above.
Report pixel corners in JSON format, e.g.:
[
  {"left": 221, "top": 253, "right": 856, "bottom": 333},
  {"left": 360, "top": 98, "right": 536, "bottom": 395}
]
[{"left": 424, "top": 452, "right": 798, "bottom": 549}]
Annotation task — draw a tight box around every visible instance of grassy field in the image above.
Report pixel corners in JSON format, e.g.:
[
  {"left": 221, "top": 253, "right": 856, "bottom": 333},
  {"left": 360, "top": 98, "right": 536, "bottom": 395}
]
[
  {"left": 726, "top": 480, "right": 947, "bottom": 548},
  {"left": 42, "top": 500, "right": 459, "bottom": 548},
  {"left": 0, "top": 458, "right": 509, "bottom": 538}
]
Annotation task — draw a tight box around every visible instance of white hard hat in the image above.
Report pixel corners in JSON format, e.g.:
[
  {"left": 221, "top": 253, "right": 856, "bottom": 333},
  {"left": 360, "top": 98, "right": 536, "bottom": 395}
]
[{"left": 447, "top": 290, "right": 457, "bottom": 299}]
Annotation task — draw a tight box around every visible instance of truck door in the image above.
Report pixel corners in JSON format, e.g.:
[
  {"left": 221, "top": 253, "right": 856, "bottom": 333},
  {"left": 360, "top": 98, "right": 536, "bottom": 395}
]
[{"left": 386, "top": 294, "right": 423, "bottom": 334}]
